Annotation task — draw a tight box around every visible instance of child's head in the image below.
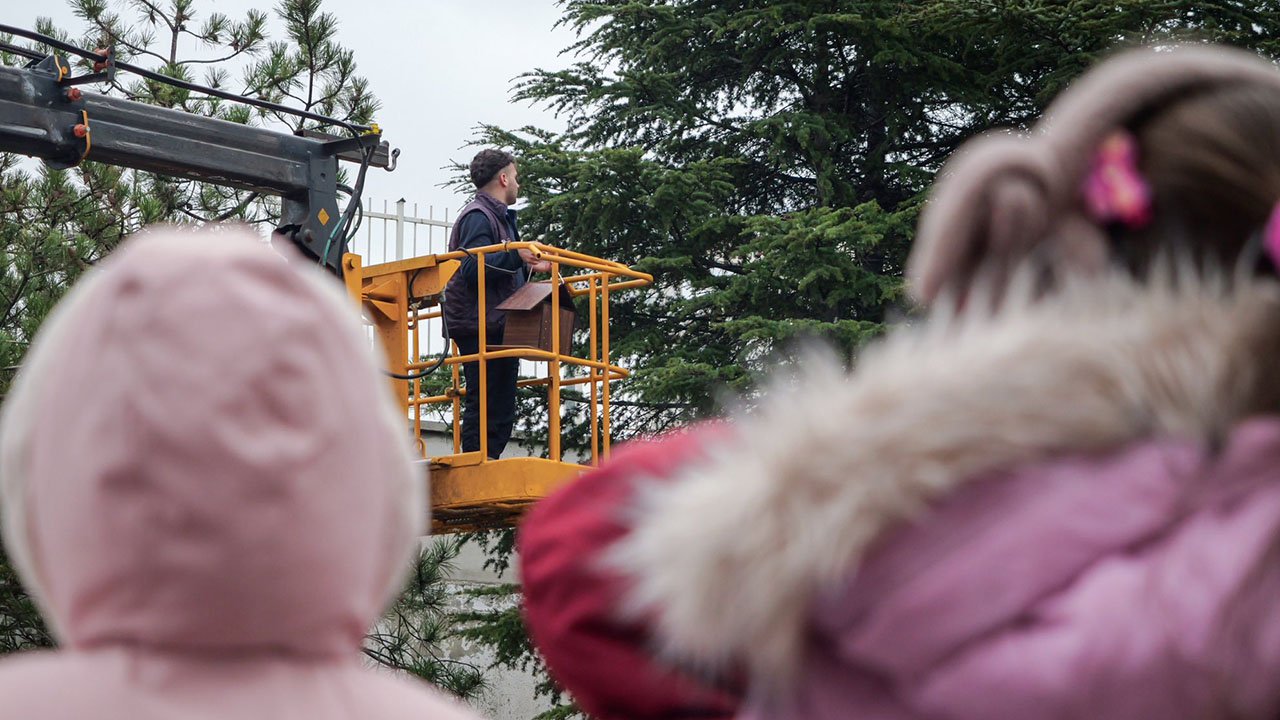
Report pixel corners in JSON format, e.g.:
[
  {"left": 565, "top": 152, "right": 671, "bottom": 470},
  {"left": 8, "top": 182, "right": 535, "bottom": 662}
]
[
  {"left": 0, "top": 226, "right": 422, "bottom": 655},
  {"left": 910, "top": 45, "right": 1280, "bottom": 305},
  {"left": 1125, "top": 83, "right": 1280, "bottom": 271}
]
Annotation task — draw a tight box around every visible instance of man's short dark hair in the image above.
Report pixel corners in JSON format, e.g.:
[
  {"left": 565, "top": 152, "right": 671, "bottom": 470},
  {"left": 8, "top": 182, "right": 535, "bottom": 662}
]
[{"left": 470, "top": 149, "right": 517, "bottom": 188}]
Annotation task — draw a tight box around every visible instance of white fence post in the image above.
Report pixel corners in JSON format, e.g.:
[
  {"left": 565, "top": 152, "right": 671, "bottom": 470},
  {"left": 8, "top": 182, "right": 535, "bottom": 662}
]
[
  {"left": 394, "top": 197, "right": 406, "bottom": 261},
  {"left": 353, "top": 197, "right": 454, "bottom": 264}
]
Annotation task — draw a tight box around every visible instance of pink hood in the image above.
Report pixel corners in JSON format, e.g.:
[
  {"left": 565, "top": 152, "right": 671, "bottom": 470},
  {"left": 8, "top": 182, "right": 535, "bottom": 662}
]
[{"left": 0, "top": 227, "right": 476, "bottom": 719}]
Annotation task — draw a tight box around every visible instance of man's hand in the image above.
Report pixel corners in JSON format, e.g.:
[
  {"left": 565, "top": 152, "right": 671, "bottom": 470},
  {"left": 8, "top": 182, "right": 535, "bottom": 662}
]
[{"left": 519, "top": 247, "right": 553, "bottom": 273}]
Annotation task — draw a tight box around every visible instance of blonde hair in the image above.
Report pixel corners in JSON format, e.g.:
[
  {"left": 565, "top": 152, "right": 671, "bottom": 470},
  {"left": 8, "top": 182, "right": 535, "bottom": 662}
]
[
  {"left": 1127, "top": 83, "right": 1280, "bottom": 273},
  {"left": 909, "top": 45, "right": 1280, "bottom": 305}
]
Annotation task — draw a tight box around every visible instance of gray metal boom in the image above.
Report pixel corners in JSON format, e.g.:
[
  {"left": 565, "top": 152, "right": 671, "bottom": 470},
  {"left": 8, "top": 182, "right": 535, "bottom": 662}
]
[{"left": 0, "top": 54, "right": 394, "bottom": 274}]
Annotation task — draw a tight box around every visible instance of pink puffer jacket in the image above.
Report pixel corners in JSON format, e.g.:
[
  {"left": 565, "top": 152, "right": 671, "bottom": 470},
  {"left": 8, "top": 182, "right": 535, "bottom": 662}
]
[
  {"left": 524, "top": 272, "right": 1280, "bottom": 719},
  {"left": 766, "top": 421, "right": 1280, "bottom": 719},
  {"left": 0, "top": 227, "right": 479, "bottom": 720}
]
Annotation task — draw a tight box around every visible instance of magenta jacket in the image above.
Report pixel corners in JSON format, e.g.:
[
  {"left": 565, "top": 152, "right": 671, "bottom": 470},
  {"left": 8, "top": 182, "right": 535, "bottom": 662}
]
[{"left": 521, "top": 272, "right": 1280, "bottom": 719}]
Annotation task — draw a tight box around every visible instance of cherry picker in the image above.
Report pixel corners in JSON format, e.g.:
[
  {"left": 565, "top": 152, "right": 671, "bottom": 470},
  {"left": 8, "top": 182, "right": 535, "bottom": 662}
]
[{"left": 0, "top": 26, "right": 651, "bottom": 532}]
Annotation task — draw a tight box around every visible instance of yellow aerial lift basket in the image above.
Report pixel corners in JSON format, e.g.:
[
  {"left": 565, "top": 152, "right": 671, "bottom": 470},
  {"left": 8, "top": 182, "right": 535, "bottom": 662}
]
[{"left": 343, "top": 242, "right": 652, "bottom": 533}]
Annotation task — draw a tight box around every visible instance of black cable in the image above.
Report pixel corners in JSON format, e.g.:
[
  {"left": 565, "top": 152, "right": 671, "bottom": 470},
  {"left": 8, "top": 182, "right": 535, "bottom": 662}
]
[
  {"left": 384, "top": 356, "right": 448, "bottom": 381},
  {"left": 339, "top": 145, "right": 374, "bottom": 244},
  {"left": 0, "top": 24, "right": 103, "bottom": 63},
  {"left": 0, "top": 40, "right": 45, "bottom": 62},
  {"left": 4, "top": 23, "right": 382, "bottom": 259},
  {"left": 7, "top": 27, "right": 410, "bottom": 370},
  {"left": 408, "top": 265, "right": 429, "bottom": 302},
  {"left": 334, "top": 182, "right": 363, "bottom": 245},
  {"left": 0, "top": 23, "right": 371, "bottom": 135},
  {"left": 343, "top": 195, "right": 364, "bottom": 244},
  {"left": 380, "top": 224, "right": 536, "bottom": 381},
  {"left": 320, "top": 143, "right": 375, "bottom": 269},
  {"left": 383, "top": 265, "right": 454, "bottom": 381}
]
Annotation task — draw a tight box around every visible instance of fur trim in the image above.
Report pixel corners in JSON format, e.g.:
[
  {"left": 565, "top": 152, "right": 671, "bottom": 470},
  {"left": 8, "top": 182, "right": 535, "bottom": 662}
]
[{"left": 608, "top": 270, "right": 1280, "bottom": 687}]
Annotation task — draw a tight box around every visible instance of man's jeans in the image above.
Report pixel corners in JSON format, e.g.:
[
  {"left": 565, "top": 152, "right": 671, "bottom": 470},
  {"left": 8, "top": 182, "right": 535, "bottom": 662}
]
[{"left": 452, "top": 333, "right": 518, "bottom": 459}]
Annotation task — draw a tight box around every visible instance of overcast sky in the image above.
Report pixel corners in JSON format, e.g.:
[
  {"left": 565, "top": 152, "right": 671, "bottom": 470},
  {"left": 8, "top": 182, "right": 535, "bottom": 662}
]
[{"left": 9, "top": 0, "right": 578, "bottom": 220}]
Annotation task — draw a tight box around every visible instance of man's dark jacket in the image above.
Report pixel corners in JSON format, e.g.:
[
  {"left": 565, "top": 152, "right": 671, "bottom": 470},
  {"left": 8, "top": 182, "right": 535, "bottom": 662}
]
[{"left": 442, "top": 191, "right": 526, "bottom": 339}]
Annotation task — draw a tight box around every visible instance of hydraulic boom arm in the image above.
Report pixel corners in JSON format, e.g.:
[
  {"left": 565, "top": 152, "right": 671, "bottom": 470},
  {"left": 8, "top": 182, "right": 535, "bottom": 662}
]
[{"left": 0, "top": 31, "right": 395, "bottom": 274}]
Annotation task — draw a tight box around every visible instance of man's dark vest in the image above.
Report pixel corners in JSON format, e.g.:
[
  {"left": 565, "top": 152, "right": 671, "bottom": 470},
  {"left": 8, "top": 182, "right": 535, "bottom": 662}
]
[{"left": 442, "top": 195, "right": 523, "bottom": 338}]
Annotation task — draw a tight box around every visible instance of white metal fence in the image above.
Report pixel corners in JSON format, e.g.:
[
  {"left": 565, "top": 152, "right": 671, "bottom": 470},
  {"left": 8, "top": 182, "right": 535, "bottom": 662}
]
[
  {"left": 350, "top": 197, "right": 455, "bottom": 266},
  {"left": 349, "top": 198, "right": 457, "bottom": 367}
]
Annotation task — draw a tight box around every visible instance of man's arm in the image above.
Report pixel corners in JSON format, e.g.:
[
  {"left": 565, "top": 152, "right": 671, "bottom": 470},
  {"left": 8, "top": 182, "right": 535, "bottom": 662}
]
[
  {"left": 455, "top": 212, "right": 524, "bottom": 280},
  {"left": 518, "top": 247, "right": 553, "bottom": 273}
]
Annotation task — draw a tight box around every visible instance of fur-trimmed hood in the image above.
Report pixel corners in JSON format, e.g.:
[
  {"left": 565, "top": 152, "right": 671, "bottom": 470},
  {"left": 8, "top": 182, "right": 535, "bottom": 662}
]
[{"left": 609, "top": 271, "right": 1280, "bottom": 686}]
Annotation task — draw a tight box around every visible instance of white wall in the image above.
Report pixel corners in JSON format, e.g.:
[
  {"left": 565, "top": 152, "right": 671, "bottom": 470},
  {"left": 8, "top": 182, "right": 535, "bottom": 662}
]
[{"left": 425, "top": 424, "right": 562, "bottom": 720}]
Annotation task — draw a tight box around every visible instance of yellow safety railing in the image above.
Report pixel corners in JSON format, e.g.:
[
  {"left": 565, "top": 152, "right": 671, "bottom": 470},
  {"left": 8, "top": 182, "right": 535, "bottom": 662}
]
[{"left": 344, "top": 241, "right": 652, "bottom": 469}]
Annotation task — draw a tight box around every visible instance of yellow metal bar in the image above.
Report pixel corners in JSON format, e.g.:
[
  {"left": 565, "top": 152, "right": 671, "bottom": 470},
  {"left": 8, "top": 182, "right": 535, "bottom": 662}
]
[
  {"left": 416, "top": 392, "right": 457, "bottom": 406},
  {"left": 450, "top": 341, "right": 461, "bottom": 454},
  {"left": 407, "top": 356, "right": 450, "bottom": 370},
  {"left": 589, "top": 275, "right": 600, "bottom": 465},
  {"left": 602, "top": 272, "right": 612, "bottom": 459},
  {"left": 439, "top": 348, "right": 555, "bottom": 363},
  {"left": 450, "top": 352, "right": 628, "bottom": 374},
  {"left": 363, "top": 276, "right": 403, "bottom": 303},
  {"left": 376, "top": 274, "right": 410, "bottom": 411},
  {"left": 411, "top": 372, "right": 628, "bottom": 408},
  {"left": 598, "top": 278, "right": 651, "bottom": 293},
  {"left": 423, "top": 242, "right": 650, "bottom": 282},
  {"left": 431, "top": 451, "right": 484, "bottom": 468},
  {"left": 412, "top": 312, "right": 422, "bottom": 455},
  {"left": 342, "top": 253, "right": 363, "bottom": 306},
  {"left": 363, "top": 259, "right": 458, "bottom": 303},
  {"left": 541, "top": 255, "right": 649, "bottom": 279},
  {"left": 516, "top": 373, "right": 627, "bottom": 389},
  {"left": 477, "top": 251, "right": 488, "bottom": 462},
  {"left": 549, "top": 262, "right": 562, "bottom": 462},
  {"left": 360, "top": 253, "right": 445, "bottom": 278},
  {"left": 560, "top": 271, "right": 608, "bottom": 286},
  {"left": 561, "top": 275, "right": 651, "bottom": 297},
  {"left": 365, "top": 298, "right": 400, "bottom": 322},
  {"left": 527, "top": 242, "right": 633, "bottom": 272}
]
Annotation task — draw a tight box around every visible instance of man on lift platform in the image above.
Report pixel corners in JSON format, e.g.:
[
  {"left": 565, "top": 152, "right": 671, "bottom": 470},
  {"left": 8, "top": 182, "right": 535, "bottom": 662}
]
[{"left": 442, "top": 149, "right": 551, "bottom": 459}]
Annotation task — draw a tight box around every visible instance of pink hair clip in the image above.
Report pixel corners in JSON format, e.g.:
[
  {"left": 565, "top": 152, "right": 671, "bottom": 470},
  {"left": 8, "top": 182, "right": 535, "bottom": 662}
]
[
  {"left": 1264, "top": 202, "right": 1280, "bottom": 268},
  {"left": 1082, "top": 131, "right": 1153, "bottom": 229}
]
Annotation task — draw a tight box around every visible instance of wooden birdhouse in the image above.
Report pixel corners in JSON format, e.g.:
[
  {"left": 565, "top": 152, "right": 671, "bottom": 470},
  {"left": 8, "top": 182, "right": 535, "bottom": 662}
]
[{"left": 495, "top": 281, "right": 576, "bottom": 353}]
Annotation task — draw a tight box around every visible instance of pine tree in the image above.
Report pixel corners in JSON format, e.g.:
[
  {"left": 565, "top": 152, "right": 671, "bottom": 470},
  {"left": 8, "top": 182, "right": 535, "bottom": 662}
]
[
  {"left": 0, "top": 3, "right": 481, "bottom": 703},
  {"left": 481, "top": 0, "right": 1280, "bottom": 438},
  {"left": 451, "top": 538, "right": 575, "bottom": 720},
  {"left": 366, "top": 538, "right": 486, "bottom": 701},
  {"left": 462, "top": 1, "right": 1280, "bottom": 714}
]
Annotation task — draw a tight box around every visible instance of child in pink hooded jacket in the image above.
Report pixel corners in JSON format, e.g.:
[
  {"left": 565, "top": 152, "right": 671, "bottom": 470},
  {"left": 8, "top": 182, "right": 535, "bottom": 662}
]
[
  {"left": 0, "top": 227, "right": 481, "bottom": 719},
  {"left": 519, "top": 44, "right": 1280, "bottom": 719}
]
